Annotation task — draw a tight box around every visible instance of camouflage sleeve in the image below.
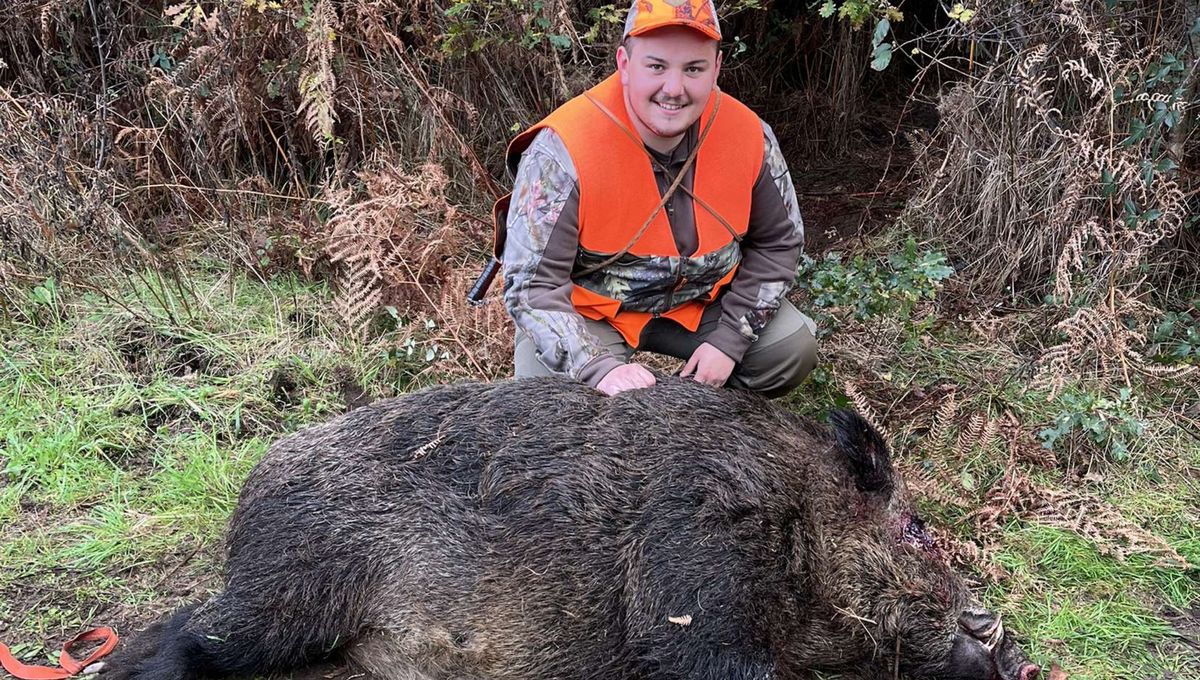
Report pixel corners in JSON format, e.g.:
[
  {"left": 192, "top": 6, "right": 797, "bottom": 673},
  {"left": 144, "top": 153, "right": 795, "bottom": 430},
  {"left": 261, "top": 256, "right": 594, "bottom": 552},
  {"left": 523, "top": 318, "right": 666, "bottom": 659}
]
[
  {"left": 704, "top": 120, "right": 805, "bottom": 363},
  {"left": 502, "top": 128, "right": 625, "bottom": 386}
]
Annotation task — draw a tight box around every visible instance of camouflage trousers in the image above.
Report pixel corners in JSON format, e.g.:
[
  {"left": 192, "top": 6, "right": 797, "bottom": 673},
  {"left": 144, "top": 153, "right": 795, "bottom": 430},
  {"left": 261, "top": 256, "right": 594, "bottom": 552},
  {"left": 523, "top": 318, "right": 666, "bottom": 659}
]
[{"left": 515, "top": 299, "right": 818, "bottom": 399}]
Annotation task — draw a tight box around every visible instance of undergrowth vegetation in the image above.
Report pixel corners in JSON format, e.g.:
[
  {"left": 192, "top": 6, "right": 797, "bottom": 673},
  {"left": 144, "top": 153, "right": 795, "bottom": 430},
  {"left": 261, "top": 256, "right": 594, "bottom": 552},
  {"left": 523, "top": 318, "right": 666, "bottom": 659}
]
[
  {"left": 1, "top": 0, "right": 1198, "bottom": 678},
  {"left": 0, "top": 269, "right": 448, "bottom": 665}
]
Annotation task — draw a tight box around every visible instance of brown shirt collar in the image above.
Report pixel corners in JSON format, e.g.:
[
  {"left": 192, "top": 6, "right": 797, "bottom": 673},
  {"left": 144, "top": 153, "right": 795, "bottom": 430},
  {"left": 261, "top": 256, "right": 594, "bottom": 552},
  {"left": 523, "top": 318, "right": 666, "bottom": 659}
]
[{"left": 647, "top": 121, "right": 700, "bottom": 168}]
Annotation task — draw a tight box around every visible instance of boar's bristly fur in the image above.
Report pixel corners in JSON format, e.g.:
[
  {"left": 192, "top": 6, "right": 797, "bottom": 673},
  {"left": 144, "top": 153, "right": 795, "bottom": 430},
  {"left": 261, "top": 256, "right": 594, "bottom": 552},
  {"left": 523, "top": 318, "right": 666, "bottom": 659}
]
[{"left": 106, "top": 377, "right": 1039, "bottom": 680}]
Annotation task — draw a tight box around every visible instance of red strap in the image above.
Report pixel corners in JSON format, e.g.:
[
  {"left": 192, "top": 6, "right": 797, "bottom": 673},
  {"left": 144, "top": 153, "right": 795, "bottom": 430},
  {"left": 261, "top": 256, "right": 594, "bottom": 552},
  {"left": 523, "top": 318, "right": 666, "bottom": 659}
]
[{"left": 0, "top": 627, "right": 119, "bottom": 680}]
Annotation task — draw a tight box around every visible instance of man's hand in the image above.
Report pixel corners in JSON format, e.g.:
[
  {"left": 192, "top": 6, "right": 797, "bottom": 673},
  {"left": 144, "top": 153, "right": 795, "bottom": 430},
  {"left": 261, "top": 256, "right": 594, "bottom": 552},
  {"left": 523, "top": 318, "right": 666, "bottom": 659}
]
[
  {"left": 596, "top": 363, "right": 657, "bottom": 396},
  {"left": 680, "top": 342, "right": 735, "bottom": 387}
]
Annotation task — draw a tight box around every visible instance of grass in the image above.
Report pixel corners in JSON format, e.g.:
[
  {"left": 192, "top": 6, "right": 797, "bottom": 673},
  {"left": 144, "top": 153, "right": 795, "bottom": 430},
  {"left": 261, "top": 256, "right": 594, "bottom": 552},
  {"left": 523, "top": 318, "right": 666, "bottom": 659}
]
[
  {"left": 0, "top": 267, "right": 440, "bottom": 667},
  {"left": 1, "top": 261, "right": 1198, "bottom": 679},
  {"left": 988, "top": 523, "right": 1199, "bottom": 677},
  {"left": 918, "top": 337, "right": 1198, "bottom": 678}
]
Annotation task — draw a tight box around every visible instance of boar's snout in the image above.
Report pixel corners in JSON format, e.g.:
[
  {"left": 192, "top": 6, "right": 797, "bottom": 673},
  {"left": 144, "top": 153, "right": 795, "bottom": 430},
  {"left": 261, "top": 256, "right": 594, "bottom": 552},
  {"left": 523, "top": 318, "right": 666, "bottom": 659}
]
[{"left": 947, "top": 608, "right": 1040, "bottom": 680}]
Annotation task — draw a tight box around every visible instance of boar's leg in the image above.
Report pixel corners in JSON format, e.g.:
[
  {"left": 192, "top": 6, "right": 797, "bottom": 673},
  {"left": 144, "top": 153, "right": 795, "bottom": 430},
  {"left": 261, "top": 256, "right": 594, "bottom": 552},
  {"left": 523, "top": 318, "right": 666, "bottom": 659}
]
[
  {"left": 103, "top": 546, "right": 380, "bottom": 679},
  {"left": 101, "top": 604, "right": 202, "bottom": 680},
  {"left": 103, "top": 582, "right": 362, "bottom": 680}
]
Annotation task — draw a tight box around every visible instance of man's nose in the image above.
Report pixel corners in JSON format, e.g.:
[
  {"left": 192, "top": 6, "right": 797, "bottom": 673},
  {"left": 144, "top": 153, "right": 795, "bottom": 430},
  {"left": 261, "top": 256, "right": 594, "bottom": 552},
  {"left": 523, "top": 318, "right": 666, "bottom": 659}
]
[{"left": 661, "top": 70, "right": 684, "bottom": 98}]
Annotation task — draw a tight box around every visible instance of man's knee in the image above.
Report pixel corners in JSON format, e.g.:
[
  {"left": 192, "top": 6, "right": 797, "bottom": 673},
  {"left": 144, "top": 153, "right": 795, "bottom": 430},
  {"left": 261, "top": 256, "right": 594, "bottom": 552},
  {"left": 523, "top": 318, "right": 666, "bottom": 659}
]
[
  {"left": 513, "top": 323, "right": 633, "bottom": 379},
  {"left": 513, "top": 332, "right": 556, "bottom": 378},
  {"left": 732, "top": 325, "right": 818, "bottom": 399}
]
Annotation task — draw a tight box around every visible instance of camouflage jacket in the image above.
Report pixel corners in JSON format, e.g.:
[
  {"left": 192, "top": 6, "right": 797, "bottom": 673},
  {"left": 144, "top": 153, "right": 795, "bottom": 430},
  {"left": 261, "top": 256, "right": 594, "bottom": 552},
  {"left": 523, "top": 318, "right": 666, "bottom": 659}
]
[{"left": 502, "top": 119, "right": 804, "bottom": 387}]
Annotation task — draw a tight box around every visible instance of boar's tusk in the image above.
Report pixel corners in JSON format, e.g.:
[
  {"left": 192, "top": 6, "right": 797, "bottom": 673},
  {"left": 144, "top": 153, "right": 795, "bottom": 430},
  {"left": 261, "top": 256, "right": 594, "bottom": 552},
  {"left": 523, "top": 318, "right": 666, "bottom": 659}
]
[{"left": 981, "top": 616, "right": 1005, "bottom": 653}]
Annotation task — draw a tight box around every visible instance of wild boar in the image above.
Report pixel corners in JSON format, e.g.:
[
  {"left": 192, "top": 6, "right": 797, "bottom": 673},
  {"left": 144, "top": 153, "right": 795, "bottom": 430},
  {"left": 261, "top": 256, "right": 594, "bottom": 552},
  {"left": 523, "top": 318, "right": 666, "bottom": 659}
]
[{"left": 106, "top": 376, "right": 1041, "bottom": 680}]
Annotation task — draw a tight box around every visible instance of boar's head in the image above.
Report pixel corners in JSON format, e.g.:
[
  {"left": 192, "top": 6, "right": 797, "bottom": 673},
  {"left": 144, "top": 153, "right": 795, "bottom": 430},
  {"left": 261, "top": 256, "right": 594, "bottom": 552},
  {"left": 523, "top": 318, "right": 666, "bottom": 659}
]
[{"left": 793, "top": 410, "right": 1041, "bottom": 680}]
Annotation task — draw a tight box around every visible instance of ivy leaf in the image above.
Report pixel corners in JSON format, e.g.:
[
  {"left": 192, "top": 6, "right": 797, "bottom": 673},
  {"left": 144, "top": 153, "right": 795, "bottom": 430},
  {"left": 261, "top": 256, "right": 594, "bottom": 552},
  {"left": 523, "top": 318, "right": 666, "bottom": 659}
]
[
  {"left": 1100, "top": 166, "right": 1117, "bottom": 197},
  {"left": 1122, "top": 118, "right": 1148, "bottom": 146},
  {"left": 948, "top": 3, "right": 976, "bottom": 23},
  {"left": 870, "top": 42, "right": 893, "bottom": 71},
  {"left": 1111, "top": 440, "right": 1129, "bottom": 461},
  {"left": 547, "top": 34, "right": 571, "bottom": 50},
  {"left": 1141, "top": 159, "right": 1154, "bottom": 188},
  {"left": 872, "top": 18, "right": 891, "bottom": 47},
  {"left": 818, "top": 0, "right": 836, "bottom": 19},
  {"left": 1122, "top": 196, "right": 1138, "bottom": 218}
]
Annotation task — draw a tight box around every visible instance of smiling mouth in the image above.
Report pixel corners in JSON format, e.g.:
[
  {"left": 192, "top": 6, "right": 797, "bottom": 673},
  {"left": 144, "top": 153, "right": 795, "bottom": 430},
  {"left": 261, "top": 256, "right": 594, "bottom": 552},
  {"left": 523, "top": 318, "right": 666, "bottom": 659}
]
[{"left": 656, "top": 101, "right": 686, "bottom": 112}]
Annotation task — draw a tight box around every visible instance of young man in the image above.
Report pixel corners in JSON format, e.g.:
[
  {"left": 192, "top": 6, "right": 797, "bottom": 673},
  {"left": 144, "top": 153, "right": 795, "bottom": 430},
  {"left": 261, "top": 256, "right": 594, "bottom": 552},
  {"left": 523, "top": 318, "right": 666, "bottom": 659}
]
[{"left": 499, "top": 0, "right": 816, "bottom": 397}]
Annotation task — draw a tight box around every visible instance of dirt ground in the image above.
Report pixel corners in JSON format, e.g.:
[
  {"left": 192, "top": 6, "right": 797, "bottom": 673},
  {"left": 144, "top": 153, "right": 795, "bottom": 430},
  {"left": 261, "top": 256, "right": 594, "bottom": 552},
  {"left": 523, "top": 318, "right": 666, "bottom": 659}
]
[{"left": 791, "top": 98, "right": 931, "bottom": 254}]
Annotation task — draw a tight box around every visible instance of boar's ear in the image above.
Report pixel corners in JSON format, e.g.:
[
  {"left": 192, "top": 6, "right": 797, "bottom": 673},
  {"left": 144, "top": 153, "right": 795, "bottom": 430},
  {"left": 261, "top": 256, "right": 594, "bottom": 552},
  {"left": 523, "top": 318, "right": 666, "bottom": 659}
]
[{"left": 830, "top": 410, "right": 894, "bottom": 497}]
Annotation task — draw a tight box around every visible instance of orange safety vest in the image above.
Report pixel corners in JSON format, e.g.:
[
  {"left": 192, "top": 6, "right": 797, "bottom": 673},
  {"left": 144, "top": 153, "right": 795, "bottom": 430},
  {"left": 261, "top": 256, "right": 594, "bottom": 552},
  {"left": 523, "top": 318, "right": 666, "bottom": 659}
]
[{"left": 498, "top": 72, "right": 764, "bottom": 346}]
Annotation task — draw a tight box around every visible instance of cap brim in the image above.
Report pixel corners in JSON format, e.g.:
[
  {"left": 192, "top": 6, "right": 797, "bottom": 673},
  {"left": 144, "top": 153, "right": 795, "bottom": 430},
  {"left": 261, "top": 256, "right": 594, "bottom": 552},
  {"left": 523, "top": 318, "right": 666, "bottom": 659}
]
[{"left": 627, "top": 20, "right": 721, "bottom": 42}]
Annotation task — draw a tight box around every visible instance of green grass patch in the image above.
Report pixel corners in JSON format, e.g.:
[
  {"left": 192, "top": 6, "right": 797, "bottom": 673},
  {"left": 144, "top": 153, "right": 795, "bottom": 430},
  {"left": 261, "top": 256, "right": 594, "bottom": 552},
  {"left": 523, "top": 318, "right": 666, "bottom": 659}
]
[
  {"left": 149, "top": 431, "right": 265, "bottom": 531},
  {"left": 986, "top": 523, "right": 1199, "bottom": 678},
  {"left": 0, "top": 268, "right": 442, "bottom": 658}
]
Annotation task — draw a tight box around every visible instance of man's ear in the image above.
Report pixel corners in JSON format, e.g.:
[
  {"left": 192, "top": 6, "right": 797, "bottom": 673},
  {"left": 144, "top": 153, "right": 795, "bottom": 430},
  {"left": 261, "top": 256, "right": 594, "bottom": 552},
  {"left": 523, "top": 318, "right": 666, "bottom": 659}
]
[
  {"left": 829, "top": 410, "right": 894, "bottom": 498},
  {"left": 714, "top": 48, "right": 722, "bottom": 83},
  {"left": 617, "top": 44, "right": 631, "bottom": 86}
]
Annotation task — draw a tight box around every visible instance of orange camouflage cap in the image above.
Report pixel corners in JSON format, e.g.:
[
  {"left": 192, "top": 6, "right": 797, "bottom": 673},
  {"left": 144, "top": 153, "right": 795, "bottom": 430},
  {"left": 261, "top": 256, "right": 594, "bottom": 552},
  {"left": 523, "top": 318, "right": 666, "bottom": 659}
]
[{"left": 622, "top": 0, "right": 722, "bottom": 42}]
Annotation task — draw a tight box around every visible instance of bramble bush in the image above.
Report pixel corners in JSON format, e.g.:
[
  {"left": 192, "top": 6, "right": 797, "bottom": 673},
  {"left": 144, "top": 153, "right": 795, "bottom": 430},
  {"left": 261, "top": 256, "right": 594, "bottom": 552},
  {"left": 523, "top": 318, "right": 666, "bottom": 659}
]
[
  {"left": 796, "top": 237, "right": 953, "bottom": 322},
  {"left": 1038, "top": 388, "right": 1147, "bottom": 463},
  {"left": 1148, "top": 308, "right": 1200, "bottom": 365}
]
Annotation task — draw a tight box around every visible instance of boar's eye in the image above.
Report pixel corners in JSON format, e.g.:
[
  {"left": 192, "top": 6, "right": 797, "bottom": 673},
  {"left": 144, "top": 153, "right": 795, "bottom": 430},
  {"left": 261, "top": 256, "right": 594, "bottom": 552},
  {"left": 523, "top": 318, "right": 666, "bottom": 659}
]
[{"left": 900, "top": 515, "right": 936, "bottom": 551}]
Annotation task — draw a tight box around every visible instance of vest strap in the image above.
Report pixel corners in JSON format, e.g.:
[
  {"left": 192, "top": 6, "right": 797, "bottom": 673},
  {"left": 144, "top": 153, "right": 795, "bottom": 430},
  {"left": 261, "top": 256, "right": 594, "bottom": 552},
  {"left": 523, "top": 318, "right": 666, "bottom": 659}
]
[
  {"left": 574, "top": 91, "right": 724, "bottom": 278},
  {"left": 582, "top": 91, "right": 741, "bottom": 244}
]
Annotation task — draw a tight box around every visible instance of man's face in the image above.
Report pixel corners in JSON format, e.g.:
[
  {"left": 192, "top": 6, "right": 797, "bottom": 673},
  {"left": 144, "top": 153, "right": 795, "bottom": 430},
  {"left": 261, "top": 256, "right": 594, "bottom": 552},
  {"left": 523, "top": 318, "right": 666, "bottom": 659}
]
[{"left": 616, "top": 26, "right": 722, "bottom": 152}]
